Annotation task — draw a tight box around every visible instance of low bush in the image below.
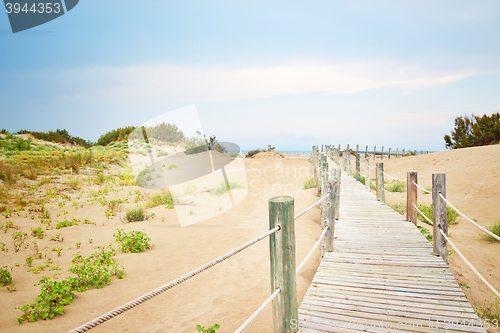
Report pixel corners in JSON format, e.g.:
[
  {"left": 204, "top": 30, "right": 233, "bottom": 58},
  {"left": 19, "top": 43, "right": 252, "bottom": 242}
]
[
  {"left": 389, "top": 203, "right": 406, "bottom": 215},
  {"left": 16, "top": 276, "right": 75, "bottom": 323},
  {"left": 303, "top": 178, "right": 318, "bottom": 189},
  {"left": 145, "top": 191, "right": 174, "bottom": 209},
  {"left": 246, "top": 149, "right": 262, "bottom": 157},
  {"left": 114, "top": 229, "right": 153, "bottom": 253},
  {"left": 417, "top": 203, "right": 459, "bottom": 225},
  {"left": 481, "top": 219, "right": 500, "bottom": 242},
  {"left": 123, "top": 206, "right": 153, "bottom": 222},
  {"left": 211, "top": 180, "right": 245, "bottom": 195},
  {"left": 385, "top": 181, "right": 406, "bottom": 192}
]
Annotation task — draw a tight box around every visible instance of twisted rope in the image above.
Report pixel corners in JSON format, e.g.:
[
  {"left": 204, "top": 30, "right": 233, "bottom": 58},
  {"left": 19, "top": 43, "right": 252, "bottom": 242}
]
[
  {"left": 438, "top": 193, "right": 500, "bottom": 242},
  {"left": 234, "top": 288, "right": 281, "bottom": 333},
  {"left": 67, "top": 226, "right": 281, "bottom": 333},
  {"left": 296, "top": 227, "right": 329, "bottom": 274},
  {"left": 413, "top": 181, "right": 431, "bottom": 194},
  {"left": 439, "top": 228, "right": 500, "bottom": 298},
  {"left": 381, "top": 170, "right": 404, "bottom": 182},
  {"left": 412, "top": 203, "right": 433, "bottom": 225},
  {"left": 380, "top": 187, "right": 407, "bottom": 202},
  {"left": 294, "top": 192, "right": 330, "bottom": 220},
  {"left": 368, "top": 178, "right": 376, "bottom": 187}
]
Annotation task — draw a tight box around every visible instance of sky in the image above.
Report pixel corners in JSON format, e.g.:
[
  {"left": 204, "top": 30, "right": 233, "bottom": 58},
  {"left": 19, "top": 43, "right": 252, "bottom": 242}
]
[{"left": 1, "top": 0, "right": 500, "bottom": 152}]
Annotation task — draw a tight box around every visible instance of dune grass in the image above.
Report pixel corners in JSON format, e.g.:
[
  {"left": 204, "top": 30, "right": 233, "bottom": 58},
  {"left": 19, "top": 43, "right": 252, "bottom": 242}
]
[
  {"left": 123, "top": 206, "right": 153, "bottom": 222},
  {"left": 417, "top": 203, "right": 459, "bottom": 225},
  {"left": 145, "top": 191, "right": 174, "bottom": 209},
  {"left": 211, "top": 181, "right": 245, "bottom": 195},
  {"left": 481, "top": 219, "right": 500, "bottom": 242},
  {"left": 303, "top": 178, "right": 318, "bottom": 189},
  {"left": 386, "top": 181, "right": 406, "bottom": 192}
]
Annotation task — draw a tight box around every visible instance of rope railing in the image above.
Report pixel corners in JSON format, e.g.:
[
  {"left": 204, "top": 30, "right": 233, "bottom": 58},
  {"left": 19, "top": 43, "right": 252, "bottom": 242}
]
[
  {"left": 438, "top": 193, "right": 500, "bottom": 242},
  {"left": 412, "top": 203, "right": 433, "bottom": 225},
  {"left": 234, "top": 288, "right": 281, "bottom": 333},
  {"left": 413, "top": 181, "right": 431, "bottom": 194},
  {"left": 68, "top": 226, "right": 281, "bottom": 333},
  {"left": 380, "top": 187, "right": 407, "bottom": 202},
  {"left": 294, "top": 192, "right": 330, "bottom": 220},
  {"left": 439, "top": 228, "right": 500, "bottom": 299},
  {"left": 381, "top": 170, "right": 404, "bottom": 182},
  {"left": 296, "top": 227, "right": 329, "bottom": 274}
]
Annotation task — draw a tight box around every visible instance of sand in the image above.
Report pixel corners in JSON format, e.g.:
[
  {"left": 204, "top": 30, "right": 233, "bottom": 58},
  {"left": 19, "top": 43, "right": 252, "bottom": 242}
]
[
  {"left": 2, "top": 145, "right": 500, "bottom": 333},
  {"left": 0, "top": 156, "right": 322, "bottom": 333},
  {"left": 356, "top": 145, "right": 500, "bottom": 322}
]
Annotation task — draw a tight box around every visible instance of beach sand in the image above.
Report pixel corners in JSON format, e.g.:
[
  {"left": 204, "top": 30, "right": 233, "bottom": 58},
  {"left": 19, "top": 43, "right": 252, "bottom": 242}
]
[{"left": 0, "top": 156, "right": 323, "bottom": 333}]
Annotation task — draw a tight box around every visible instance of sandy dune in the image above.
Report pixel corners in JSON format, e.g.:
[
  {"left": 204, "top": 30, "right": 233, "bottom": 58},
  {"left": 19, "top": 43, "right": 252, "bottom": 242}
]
[{"left": 0, "top": 157, "right": 323, "bottom": 333}]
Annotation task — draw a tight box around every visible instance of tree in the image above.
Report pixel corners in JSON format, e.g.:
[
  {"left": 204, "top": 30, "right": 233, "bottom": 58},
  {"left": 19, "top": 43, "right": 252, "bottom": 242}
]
[{"left": 444, "top": 113, "right": 500, "bottom": 149}]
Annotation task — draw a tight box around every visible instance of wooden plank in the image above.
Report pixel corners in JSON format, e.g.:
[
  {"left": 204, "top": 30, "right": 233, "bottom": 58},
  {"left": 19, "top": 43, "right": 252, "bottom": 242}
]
[{"left": 298, "top": 173, "right": 486, "bottom": 333}]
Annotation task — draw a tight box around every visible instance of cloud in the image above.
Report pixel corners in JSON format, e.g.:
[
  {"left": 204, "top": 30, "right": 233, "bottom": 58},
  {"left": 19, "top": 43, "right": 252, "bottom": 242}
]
[{"left": 54, "top": 61, "right": 474, "bottom": 104}]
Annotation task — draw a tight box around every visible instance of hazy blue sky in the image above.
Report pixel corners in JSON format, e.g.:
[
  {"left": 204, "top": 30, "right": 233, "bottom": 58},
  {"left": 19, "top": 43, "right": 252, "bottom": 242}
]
[{"left": 1, "top": 0, "right": 500, "bottom": 151}]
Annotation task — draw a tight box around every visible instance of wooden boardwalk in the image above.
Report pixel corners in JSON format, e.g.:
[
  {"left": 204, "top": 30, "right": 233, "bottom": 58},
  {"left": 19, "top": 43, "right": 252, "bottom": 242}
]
[{"left": 298, "top": 173, "right": 486, "bottom": 333}]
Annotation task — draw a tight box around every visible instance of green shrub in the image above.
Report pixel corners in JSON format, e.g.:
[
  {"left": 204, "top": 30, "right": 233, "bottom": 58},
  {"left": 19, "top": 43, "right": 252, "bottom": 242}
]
[
  {"left": 389, "top": 203, "right": 406, "bottom": 215},
  {"left": 0, "top": 266, "right": 13, "bottom": 287},
  {"left": 114, "top": 229, "right": 153, "bottom": 253},
  {"left": 30, "top": 227, "right": 44, "bottom": 239},
  {"left": 167, "top": 164, "right": 178, "bottom": 169},
  {"left": 417, "top": 226, "right": 433, "bottom": 242},
  {"left": 481, "top": 219, "right": 500, "bottom": 242},
  {"left": 211, "top": 181, "right": 245, "bottom": 195},
  {"left": 246, "top": 149, "right": 262, "bottom": 157},
  {"left": 16, "top": 276, "right": 75, "bottom": 323},
  {"left": 303, "top": 178, "right": 318, "bottom": 189},
  {"left": 385, "top": 181, "right": 406, "bottom": 192},
  {"left": 123, "top": 206, "right": 153, "bottom": 222},
  {"left": 197, "top": 324, "right": 220, "bottom": 333},
  {"left": 56, "top": 218, "right": 79, "bottom": 229},
  {"left": 145, "top": 191, "right": 174, "bottom": 209},
  {"left": 417, "top": 203, "right": 459, "bottom": 225},
  {"left": 68, "top": 246, "right": 124, "bottom": 291}
]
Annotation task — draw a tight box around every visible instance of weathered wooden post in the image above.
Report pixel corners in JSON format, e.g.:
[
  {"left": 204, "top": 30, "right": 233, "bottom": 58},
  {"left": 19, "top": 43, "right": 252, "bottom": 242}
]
[
  {"left": 317, "top": 156, "right": 323, "bottom": 197},
  {"left": 365, "top": 145, "right": 368, "bottom": 158},
  {"left": 333, "top": 168, "right": 341, "bottom": 220},
  {"left": 322, "top": 162, "right": 328, "bottom": 201},
  {"left": 381, "top": 146, "right": 384, "bottom": 160},
  {"left": 406, "top": 172, "right": 418, "bottom": 224},
  {"left": 312, "top": 147, "right": 317, "bottom": 177},
  {"left": 402, "top": 148, "right": 405, "bottom": 156},
  {"left": 373, "top": 146, "right": 376, "bottom": 159},
  {"left": 365, "top": 157, "right": 370, "bottom": 190},
  {"left": 356, "top": 144, "right": 359, "bottom": 155},
  {"left": 432, "top": 174, "right": 448, "bottom": 263},
  {"left": 321, "top": 181, "right": 335, "bottom": 256},
  {"left": 388, "top": 148, "right": 391, "bottom": 159},
  {"left": 396, "top": 148, "right": 399, "bottom": 158},
  {"left": 269, "top": 196, "right": 298, "bottom": 333},
  {"left": 376, "top": 163, "right": 385, "bottom": 203},
  {"left": 355, "top": 153, "right": 360, "bottom": 181}
]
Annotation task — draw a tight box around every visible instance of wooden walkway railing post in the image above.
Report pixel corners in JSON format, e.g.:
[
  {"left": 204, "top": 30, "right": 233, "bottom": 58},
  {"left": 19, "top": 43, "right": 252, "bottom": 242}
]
[
  {"left": 333, "top": 168, "right": 341, "bottom": 220},
  {"left": 365, "top": 145, "right": 368, "bottom": 158},
  {"left": 269, "top": 196, "right": 298, "bottom": 333},
  {"left": 321, "top": 162, "right": 328, "bottom": 204},
  {"left": 355, "top": 153, "right": 360, "bottom": 181},
  {"left": 321, "top": 181, "right": 335, "bottom": 256},
  {"left": 381, "top": 146, "right": 384, "bottom": 160},
  {"left": 432, "top": 174, "right": 448, "bottom": 263},
  {"left": 376, "top": 162, "right": 385, "bottom": 203},
  {"left": 396, "top": 148, "right": 399, "bottom": 158},
  {"left": 365, "top": 157, "right": 370, "bottom": 190},
  {"left": 388, "top": 147, "right": 391, "bottom": 159},
  {"left": 407, "top": 171, "right": 418, "bottom": 225}
]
